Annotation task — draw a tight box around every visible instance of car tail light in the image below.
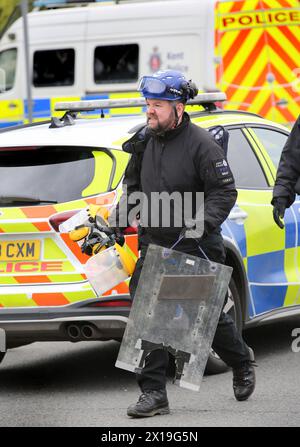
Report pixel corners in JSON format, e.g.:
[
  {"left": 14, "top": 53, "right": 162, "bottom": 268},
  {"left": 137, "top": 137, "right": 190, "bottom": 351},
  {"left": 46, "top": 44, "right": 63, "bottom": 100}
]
[
  {"left": 49, "top": 210, "right": 79, "bottom": 232},
  {"left": 124, "top": 226, "right": 137, "bottom": 235},
  {"left": 89, "top": 299, "right": 132, "bottom": 307}
]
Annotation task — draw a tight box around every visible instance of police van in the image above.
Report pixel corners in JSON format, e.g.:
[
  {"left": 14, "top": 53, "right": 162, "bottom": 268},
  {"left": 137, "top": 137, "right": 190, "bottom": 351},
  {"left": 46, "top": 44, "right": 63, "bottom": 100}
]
[{"left": 0, "top": 0, "right": 299, "bottom": 128}]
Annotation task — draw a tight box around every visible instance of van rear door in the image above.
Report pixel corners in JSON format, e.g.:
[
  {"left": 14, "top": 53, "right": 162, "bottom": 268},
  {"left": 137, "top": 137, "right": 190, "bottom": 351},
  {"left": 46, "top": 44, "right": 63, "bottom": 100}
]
[{"left": 0, "top": 47, "right": 23, "bottom": 128}]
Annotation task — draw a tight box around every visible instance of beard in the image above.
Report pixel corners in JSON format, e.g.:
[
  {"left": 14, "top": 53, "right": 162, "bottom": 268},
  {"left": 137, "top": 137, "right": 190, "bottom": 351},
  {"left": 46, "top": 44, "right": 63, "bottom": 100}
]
[
  {"left": 147, "top": 109, "right": 176, "bottom": 135},
  {"left": 147, "top": 119, "right": 165, "bottom": 135}
]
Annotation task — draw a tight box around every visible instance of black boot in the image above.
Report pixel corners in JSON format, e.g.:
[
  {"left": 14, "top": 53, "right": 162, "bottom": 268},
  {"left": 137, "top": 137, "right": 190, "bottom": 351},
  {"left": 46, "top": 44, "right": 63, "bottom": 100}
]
[
  {"left": 127, "top": 389, "right": 170, "bottom": 418},
  {"left": 233, "top": 361, "right": 256, "bottom": 401}
]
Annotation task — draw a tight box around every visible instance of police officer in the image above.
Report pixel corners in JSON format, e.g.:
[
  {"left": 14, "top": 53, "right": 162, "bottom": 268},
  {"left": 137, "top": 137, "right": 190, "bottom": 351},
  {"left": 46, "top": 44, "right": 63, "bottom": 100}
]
[
  {"left": 272, "top": 115, "right": 300, "bottom": 228},
  {"left": 109, "top": 70, "right": 256, "bottom": 418}
]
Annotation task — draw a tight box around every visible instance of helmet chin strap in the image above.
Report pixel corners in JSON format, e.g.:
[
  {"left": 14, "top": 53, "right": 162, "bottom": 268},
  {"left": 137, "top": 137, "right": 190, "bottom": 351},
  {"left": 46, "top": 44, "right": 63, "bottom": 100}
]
[
  {"left": 173, "top": 103, "right": 184, "bottom": 128},
  {"left": 173, "top": 103, "right": 179, "bottom": 127}
]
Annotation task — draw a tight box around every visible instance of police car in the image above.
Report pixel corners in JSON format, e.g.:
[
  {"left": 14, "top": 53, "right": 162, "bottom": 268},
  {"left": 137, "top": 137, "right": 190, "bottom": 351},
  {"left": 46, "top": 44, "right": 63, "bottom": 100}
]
[{"left": 0, "top": 94, "right": 297, "bottom": 374}]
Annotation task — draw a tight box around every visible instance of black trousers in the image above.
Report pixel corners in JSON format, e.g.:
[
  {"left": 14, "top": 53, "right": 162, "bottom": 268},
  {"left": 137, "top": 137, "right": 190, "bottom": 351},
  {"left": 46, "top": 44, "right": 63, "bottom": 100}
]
[{"left": 129, "top": 233, "right": 251, "bottom": 392}]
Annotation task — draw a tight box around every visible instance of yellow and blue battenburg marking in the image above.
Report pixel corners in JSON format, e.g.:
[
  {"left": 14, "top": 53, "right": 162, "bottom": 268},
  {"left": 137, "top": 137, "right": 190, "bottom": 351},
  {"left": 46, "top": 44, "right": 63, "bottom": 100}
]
[
  {"left": 0, "top": 93, "right": 146, "bottom": 128},
  {"left": 223, "top": 190, "right": 300, "bottom": 319}
]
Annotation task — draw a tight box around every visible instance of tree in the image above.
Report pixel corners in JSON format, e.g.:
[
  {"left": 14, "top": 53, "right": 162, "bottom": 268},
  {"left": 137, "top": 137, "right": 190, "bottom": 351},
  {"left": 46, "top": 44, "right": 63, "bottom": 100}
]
[{"left": 0, "top": 0, "right": 34, "bottom": 35}]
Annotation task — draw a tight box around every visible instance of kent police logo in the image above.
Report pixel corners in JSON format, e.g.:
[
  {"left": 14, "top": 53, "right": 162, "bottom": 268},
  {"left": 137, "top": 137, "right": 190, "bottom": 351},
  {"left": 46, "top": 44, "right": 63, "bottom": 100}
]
[{"left": 149, "top": 47, "right": 162, "bottom": 72}]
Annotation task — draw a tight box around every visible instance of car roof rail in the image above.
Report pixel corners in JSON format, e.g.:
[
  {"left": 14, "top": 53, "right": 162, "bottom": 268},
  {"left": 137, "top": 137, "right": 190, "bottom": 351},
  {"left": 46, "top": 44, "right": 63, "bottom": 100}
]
[{"left": 54, "top": 92, "right": 227, "bottom": 117}]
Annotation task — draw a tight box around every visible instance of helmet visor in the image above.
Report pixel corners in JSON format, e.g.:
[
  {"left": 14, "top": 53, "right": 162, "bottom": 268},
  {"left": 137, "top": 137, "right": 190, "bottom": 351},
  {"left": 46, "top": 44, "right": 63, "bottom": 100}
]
[{"left": 137, "top": 76, "right": 166, "bottom": 95}]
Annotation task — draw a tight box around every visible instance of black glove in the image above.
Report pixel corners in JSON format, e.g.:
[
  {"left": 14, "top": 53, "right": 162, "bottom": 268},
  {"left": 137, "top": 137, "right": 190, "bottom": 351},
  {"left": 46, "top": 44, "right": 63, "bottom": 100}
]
[
  {"left": 113, "top": 227, "right": 125, "bottom": 246},
  {"left": 272, "top": 197, "right": 287, "bottom": 229},
  {"left": 94, "top": 218, "right": 125, "bottom": 247}
]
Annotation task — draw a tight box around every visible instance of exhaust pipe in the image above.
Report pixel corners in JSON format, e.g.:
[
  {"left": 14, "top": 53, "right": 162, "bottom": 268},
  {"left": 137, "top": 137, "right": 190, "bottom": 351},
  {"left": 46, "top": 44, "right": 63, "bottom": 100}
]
[
  {"left": 81, "top": 324, "right": 101, "bottom": 339},
  {"left": 67, "top": 324, "right": 81, "bottom": 340}
]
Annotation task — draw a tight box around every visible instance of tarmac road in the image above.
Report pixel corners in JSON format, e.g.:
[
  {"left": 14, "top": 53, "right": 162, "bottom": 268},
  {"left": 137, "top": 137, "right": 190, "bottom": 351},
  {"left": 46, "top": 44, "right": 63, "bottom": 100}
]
[{"left": 0, "top": 316, "right": 299, "bottom": 428}]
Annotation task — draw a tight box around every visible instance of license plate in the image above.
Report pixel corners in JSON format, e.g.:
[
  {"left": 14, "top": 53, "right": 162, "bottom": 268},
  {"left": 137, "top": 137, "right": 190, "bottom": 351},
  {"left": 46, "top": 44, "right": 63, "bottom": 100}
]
[{"left": 0, "top": 240, "right": 41, "bottom": 261}]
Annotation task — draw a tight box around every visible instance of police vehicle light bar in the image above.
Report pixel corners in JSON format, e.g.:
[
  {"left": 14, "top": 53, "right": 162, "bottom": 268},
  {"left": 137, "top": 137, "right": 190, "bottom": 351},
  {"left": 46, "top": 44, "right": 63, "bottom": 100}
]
[{"left": 54, "top": 93, "right": 227, "bottom": 112}]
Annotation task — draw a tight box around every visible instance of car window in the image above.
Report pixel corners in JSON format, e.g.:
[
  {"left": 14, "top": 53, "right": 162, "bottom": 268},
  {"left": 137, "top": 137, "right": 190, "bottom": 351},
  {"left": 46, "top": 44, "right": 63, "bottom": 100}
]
[
  {"left": 249, "top": 127, "right": 288, "bottom": 169},
  {"left": 94, "top": 44, "right": 139, "bottom": 84},
  {"left": 0, "top": 48, "right": 17, "bottom": 92},
  {"left": 0, "top": 146, "right": 113, "bottom": 205},
  {"left": 33, "top": 49, "right": 75, "bottom": 87},
  {"left": 227, "top": 128, "right": 268, "bottom": 188}
]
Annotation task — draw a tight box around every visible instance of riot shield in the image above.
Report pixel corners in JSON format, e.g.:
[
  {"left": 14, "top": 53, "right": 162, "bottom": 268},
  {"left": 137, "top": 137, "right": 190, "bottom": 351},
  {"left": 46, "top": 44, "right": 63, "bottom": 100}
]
[{"left": 116, "top": 244, "right": 233, "bottom": 392}]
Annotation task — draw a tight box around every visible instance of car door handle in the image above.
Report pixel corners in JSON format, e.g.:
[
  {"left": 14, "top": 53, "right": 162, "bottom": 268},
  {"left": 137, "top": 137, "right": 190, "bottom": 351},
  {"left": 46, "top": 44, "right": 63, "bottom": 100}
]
[
  {"left": 228, "top": 207, "right": 248, "bottom": 224},
  {"left": 8, "top": 102, "right": 17, "bottom": 109}
]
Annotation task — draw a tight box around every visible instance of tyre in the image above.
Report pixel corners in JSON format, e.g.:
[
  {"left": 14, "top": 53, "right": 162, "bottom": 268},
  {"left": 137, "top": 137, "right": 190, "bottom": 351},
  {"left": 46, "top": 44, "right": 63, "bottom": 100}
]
[
  {"left": 0, "top": 352, "right": 6, "bottom": 364},
  {"left": 205, "top": 277, "right": 243, "bottom": 375}
]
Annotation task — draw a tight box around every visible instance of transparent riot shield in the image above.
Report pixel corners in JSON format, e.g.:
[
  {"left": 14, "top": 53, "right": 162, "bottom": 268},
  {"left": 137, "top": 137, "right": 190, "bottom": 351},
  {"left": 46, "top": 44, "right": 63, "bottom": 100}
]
[{"left": 116, "top": 244, "right": 233, "bottom": 392}]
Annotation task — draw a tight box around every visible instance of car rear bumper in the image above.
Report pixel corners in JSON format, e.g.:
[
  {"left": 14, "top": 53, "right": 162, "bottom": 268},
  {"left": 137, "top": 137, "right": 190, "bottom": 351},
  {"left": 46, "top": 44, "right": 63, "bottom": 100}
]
[{"left": 0, "top": 297, "right": 131, "bottom": 349}]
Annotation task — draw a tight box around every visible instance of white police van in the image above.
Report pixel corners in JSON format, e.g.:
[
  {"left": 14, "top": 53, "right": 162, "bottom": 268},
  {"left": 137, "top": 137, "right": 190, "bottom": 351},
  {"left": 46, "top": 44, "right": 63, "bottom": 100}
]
[{"left": 0, "top": 0, "right": 299, "bottom": 127}]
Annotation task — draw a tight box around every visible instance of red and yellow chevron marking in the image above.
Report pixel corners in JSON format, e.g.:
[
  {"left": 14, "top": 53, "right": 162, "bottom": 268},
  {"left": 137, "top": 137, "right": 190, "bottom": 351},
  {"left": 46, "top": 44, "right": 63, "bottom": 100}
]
[
  {"left": 215, "top": 0, "right": 300, "bottom": 125},
  {"left": 0, "top": 289, "right": 97, "bottom": 308},
  {"left": 0, "top": 189, "right": 136, "bottom": 307},
  {"left": 0, "top": 270, "right": 86, "bottom": 285},
  {"left": 0, "top": 221, "right": 52, "bottom": 233},
  {"left": 0, "top": 191, "right": 116, "bottom": 234},
  {"left": 32, "top": 293, "right": 70, "bottom": 306},
  {"left": 21, "top": 191, "right": 116, "bottom": 220},
  {"left": 123, "top": 234, "right": 138, "bottom": 258},
  {"left": 0, "top": 192, "right": 117, "bottom": 292},
  {"left": 102, "top": 281, "right": 130, "bottom": 296}
]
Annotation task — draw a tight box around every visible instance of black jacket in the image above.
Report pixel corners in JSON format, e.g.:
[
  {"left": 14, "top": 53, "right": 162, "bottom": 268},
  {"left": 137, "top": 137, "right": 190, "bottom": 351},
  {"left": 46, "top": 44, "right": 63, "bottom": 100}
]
[
  {"left": 110, "top": 113, "right": 237, "bottom": 245},
  {"left": 272, "top": 115, "right": 300, "bottom": 207}
]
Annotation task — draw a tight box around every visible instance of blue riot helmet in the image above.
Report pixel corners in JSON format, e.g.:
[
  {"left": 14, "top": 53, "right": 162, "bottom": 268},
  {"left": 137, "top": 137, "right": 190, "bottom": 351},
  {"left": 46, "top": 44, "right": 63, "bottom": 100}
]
[{"left": 138, "top": 70, "right": 198, "bottom": 103}]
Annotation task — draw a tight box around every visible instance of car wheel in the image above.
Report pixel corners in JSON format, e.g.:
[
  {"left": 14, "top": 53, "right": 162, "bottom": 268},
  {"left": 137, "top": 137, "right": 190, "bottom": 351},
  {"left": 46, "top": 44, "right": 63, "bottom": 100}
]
[{"left": 205, "top": 277, "right": 243, "bottom": 375}]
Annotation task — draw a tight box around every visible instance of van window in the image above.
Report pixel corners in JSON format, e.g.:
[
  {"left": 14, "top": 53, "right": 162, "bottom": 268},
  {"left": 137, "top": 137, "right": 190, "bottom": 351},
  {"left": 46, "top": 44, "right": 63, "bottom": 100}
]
[
  {"left": 94, "top": 44, "right": 139, "bottom": 84},
  {"left": 0, "top": 48, "right": 17, "bottom": 92},
  {"left": 33, "top": 49, "right": 75, "bottom": 87}
]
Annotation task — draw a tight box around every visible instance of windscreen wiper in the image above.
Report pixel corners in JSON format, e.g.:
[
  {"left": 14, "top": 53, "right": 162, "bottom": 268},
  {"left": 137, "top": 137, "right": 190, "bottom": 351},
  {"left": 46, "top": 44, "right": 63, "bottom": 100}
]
[{"left": 0, "top": 196, "right": 58, "bottom": 204}]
